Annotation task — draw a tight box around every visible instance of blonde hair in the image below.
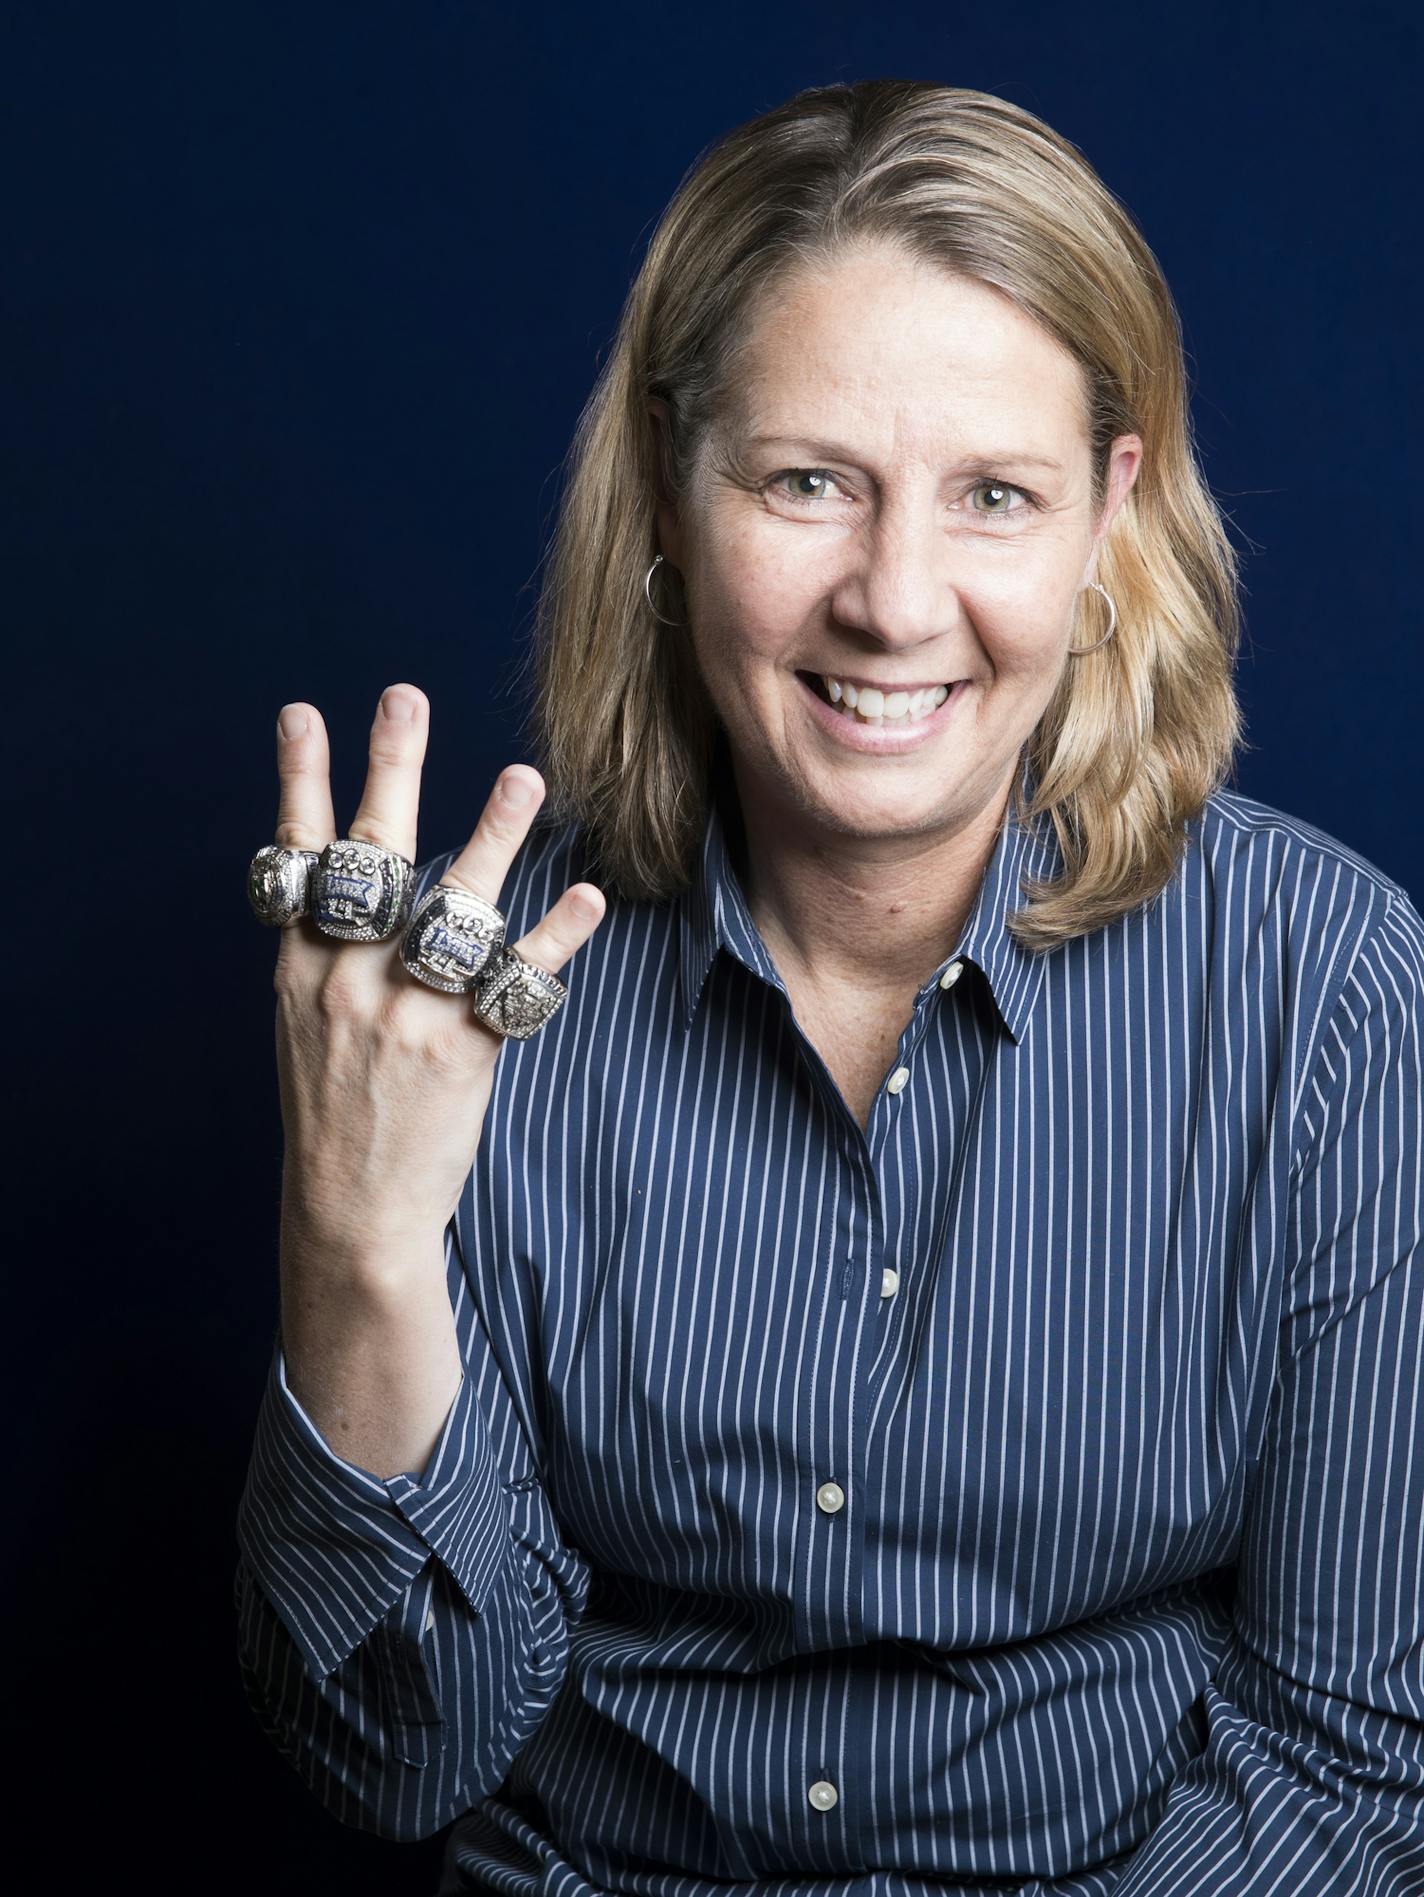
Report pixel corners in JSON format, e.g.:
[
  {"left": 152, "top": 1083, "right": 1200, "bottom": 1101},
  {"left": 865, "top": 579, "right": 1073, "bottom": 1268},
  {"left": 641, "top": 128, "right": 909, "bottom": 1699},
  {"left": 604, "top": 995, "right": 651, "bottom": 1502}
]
[{"left": 520, "top": 79, "right": 1246, "bottom": 950}]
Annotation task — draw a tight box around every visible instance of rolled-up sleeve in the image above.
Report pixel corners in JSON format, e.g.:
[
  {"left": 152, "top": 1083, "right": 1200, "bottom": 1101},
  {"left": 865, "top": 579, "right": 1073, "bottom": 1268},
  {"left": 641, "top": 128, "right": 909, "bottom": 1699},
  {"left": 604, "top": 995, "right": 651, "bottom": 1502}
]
[
  {"left": 233, "top": 1215, "right": 593, "bottom": 1840},
  {"left": 236, "top": 1316, "right": 513, "bottom": 1684},
  {"left": 1114, "top": 888, "right": 1424, "bottom": 1893}
]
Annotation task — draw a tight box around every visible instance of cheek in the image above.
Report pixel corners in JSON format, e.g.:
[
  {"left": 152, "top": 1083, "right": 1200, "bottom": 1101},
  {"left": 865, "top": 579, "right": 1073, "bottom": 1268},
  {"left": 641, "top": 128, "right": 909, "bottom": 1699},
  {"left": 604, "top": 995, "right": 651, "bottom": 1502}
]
[
  {"left": 968, "top": 556, "right": 1080, "bottom": 665},
  {"left": 694, "top": 539, "right": 808, "bottom": 663},
  {"left": 723, "top": 527, "right": 804, "bottom": 605}
]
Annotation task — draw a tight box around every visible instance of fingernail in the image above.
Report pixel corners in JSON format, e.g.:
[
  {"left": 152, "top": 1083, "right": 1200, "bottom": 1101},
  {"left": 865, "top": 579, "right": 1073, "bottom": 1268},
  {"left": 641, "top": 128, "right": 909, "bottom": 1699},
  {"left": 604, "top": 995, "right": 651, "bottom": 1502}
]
[
  {"left": 279, "top": 705, "right": 308, "bottom": 741},
  {"left": 381, "top": 689, "right": 419, "bottom": 723},
  {"left": 571, "top": 890, "right": 599, "bottom": 919},
  {"left": 501, "top": 772, "right": 533, "bottom": 807}
]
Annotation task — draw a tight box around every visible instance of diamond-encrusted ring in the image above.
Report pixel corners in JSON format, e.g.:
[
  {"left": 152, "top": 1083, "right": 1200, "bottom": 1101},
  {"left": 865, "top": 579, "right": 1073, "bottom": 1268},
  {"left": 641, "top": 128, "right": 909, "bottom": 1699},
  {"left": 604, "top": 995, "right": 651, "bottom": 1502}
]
[
  {"left": 312, "top": 838, "right": 416, "bottom": 943},
  {"left": 471, "top": 947, "right": 567, "bottom": 1041},
  {"left": 399, "top": 883, "right": 506, "bottom": 993},
  {"left": 248, "top": 845, "right": 321, "bottom": 928}
]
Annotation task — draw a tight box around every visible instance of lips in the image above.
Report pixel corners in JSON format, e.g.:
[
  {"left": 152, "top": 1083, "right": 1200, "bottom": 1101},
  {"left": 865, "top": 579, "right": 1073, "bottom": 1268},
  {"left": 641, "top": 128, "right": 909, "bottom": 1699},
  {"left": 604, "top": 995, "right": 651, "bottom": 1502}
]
[{"left": 795, "top": 668, "right": 969, "bottom": 750}]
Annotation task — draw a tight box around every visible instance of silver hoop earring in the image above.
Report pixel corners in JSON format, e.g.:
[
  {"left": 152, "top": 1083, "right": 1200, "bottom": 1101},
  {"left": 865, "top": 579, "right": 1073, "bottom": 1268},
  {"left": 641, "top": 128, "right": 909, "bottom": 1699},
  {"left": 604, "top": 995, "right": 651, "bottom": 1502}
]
[
  {"left": 1066, "top": 581, "right": 1118, "bottom": 656},
  {"left": 644, "top": 552, "right": 683, "bottom": 628}
]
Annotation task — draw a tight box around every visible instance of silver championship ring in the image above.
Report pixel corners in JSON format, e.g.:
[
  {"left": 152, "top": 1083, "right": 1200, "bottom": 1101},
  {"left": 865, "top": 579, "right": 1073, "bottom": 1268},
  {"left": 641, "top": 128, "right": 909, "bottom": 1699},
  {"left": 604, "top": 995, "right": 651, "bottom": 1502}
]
[
  {"left": 247, "top": 845, "right": 321, "bottom": 927},
  {"left": 399, "top": 883, "right": 506, "bottom": 993},
  {"left": 471, "top": 946, "right": 567, "bottom": 1041},
  {"left": 312, "top": 838, "right": 416, "bottom": 942}
]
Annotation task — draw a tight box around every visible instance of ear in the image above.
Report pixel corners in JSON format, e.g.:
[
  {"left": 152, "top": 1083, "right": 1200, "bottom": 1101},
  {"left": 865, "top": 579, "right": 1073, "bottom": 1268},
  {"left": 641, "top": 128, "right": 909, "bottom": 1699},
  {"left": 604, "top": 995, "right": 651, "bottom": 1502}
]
[
  {"left": 1084, "top": 433, "right": 1143, "bottom": 585},
  {"left": 647, "top": 398, "right": 685, "bottom": 570}
]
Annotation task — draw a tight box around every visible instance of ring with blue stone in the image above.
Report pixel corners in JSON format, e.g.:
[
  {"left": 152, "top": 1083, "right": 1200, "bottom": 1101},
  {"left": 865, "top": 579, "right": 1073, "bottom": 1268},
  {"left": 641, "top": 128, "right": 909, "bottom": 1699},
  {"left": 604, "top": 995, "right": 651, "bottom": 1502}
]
[
  {"left": 399, "top": 883, "right": 506, "bottom": 993},
  {"left": 312, "top": 838, "right": 416, "bottom": 943},
  {"left": 247, "top": 844, "right": 321, "bottom": 928}
]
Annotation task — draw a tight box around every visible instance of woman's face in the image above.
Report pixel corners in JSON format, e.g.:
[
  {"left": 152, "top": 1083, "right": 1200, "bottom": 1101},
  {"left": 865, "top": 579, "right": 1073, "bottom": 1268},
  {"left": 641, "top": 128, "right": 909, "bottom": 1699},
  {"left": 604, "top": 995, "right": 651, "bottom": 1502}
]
[{"left": 654, "top": 241, "right": 1142, "bottom": 850}]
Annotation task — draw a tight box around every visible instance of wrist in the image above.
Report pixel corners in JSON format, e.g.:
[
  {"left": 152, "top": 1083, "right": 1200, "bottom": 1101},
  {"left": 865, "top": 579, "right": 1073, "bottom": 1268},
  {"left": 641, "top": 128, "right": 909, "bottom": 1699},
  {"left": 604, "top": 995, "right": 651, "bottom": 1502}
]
[{"left": 279, "top": 1203, "right": 446, "bottom": 1290}]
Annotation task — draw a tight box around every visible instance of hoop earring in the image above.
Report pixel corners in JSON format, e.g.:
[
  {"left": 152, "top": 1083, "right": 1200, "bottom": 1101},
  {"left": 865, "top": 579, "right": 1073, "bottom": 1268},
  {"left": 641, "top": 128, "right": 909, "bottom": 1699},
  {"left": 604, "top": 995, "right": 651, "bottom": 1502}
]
[
  {"left": 1066, "top": 581, "right": 1117, "bottom": 655},
  {"left": 644, "top": 552, "right": 683, "bottom": 628}
]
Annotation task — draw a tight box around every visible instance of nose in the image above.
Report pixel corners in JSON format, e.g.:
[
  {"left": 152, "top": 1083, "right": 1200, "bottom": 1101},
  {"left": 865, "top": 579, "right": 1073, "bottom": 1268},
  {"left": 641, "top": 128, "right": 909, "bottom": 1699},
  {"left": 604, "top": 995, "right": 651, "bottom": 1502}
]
[{"left": 830, "top": 494, "right": 960, "bottom": 652}]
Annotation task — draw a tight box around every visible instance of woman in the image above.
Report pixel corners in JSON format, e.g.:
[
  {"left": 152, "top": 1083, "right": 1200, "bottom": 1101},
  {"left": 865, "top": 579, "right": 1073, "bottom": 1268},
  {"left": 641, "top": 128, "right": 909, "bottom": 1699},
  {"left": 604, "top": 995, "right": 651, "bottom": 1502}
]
[{"left": 237, "top": 81, "right": 1424, "bottom": 1896}]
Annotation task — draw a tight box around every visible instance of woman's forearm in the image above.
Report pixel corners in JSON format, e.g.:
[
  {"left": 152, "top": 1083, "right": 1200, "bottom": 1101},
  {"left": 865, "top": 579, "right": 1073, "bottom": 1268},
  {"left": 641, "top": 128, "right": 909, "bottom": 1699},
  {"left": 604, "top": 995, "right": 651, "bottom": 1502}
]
[{"left": 278, "top": 1217, "right": 464, "bottom": 1481}]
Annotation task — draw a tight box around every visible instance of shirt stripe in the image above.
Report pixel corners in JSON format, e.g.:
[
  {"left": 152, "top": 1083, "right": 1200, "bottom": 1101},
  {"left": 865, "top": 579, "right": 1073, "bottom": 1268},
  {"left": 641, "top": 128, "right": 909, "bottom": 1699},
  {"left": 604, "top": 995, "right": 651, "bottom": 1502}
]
[{"left": 235, "top": 741, "right": 1424, "bottom": 1894}]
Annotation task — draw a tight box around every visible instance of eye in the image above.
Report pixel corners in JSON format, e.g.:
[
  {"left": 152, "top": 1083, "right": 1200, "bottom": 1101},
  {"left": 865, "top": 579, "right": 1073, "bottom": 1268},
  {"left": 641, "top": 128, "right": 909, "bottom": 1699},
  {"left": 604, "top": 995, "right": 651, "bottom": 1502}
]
[
  {"left": 969, "top": 480, "right": 1032, "bottom": 518},
  {"left": 767, "top": 468, "right": 847, "bottom": 506}
]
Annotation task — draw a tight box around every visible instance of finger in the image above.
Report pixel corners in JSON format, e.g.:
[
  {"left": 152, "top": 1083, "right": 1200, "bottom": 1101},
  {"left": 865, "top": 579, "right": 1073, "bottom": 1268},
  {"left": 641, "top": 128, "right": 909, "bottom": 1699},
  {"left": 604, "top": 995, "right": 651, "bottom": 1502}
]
[
  {"left": 440, "top": 764, "right": 549, "bottom": 904},
  {"left": 273, "top": 703, "right": 338, "bottom": 851},
  {"left": 457, "top": 881, "right": 607, "bottom": 1053},
  {"left": 505, "top": 880, "right": 608, "bottom": 982},
  {"left": 347, "top": 684, "right": 429, "bottom": 864}
]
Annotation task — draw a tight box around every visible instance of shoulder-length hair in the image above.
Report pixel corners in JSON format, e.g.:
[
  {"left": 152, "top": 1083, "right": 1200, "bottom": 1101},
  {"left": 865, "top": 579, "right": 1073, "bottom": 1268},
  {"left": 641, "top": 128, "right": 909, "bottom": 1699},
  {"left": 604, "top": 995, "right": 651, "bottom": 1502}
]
[{"left": 520, "top": 79, "right": 1246, "bottom": 950}]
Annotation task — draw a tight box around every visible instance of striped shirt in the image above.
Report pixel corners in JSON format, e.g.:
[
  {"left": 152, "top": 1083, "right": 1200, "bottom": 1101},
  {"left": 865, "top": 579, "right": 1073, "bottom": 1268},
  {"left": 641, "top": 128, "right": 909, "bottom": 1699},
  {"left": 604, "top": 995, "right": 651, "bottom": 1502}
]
[{"left": 235, "top": 739, "right": 1424, "bottom": 1896}]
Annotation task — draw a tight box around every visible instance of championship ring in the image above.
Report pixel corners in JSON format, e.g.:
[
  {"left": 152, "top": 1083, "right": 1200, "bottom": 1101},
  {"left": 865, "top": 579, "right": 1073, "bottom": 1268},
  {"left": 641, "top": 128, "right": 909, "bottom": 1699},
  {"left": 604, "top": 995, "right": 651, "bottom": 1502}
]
[
  {"left": 471, "top": 946, "right": 568, "bottom": 1041},
  {"left": 399, "top": 884, "right": 506, "bottom": 993},
  {"left": 312, "top": 838, "right": 416, "bottom": 942},
  {"left": 247, "top": 845, "right": 320, "bottom": 927}
]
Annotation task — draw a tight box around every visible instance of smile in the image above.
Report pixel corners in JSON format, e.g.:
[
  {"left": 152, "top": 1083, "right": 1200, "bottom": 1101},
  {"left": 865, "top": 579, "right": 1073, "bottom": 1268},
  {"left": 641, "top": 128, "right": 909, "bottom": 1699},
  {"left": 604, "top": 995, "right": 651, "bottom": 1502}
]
[{"left": 795, "top": 669, "right": 969, "bottom": 752}]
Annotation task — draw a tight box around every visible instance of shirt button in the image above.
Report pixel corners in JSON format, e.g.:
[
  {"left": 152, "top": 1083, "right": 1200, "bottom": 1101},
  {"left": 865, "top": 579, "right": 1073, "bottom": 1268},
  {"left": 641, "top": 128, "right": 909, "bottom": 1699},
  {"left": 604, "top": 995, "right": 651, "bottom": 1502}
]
[
  {"left": 808, "top": 1779, "right": 839, "bottom": 1811},
  {"left": 816, "top": 1480, "right": 845, "bottom": 1513},
  {"left": 940, "top": 959, "right": 965, "bottom": 990},
  {"left": 885, "top": 1066, "right": 910, "bottom": 1094},
  {"left": 880, "top": 1268, "right": 899, "bottom": 1298}
]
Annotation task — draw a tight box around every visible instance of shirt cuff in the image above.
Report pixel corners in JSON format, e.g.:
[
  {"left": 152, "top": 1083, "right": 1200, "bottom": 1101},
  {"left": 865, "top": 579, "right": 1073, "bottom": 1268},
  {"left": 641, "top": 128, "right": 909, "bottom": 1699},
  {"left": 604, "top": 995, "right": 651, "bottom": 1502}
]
[{"left": 235, "top": 1335, "right": 515, "bottom": 1683}]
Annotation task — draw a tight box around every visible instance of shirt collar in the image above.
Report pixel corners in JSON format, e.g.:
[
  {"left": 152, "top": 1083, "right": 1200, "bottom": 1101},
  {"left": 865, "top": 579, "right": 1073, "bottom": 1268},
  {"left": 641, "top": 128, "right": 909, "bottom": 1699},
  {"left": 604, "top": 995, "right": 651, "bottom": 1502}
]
[{"left": 677, "top": 737, "right": 1064, "bottom": 1045}]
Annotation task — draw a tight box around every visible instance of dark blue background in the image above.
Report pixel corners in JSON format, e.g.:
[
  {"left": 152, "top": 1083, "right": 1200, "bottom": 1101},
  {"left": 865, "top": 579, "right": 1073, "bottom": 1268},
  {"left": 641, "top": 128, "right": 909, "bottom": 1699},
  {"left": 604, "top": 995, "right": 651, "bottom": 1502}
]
[{"left": 8, "top": 2, "right": 1418, "bottom": 1888}]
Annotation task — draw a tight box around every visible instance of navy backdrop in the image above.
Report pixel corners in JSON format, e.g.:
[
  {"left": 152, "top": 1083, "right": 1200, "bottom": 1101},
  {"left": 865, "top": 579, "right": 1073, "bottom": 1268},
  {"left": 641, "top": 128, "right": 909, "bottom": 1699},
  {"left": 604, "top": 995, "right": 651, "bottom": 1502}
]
[{"left": 8, "top": 2, "right": 1419, "bottom": 1889}]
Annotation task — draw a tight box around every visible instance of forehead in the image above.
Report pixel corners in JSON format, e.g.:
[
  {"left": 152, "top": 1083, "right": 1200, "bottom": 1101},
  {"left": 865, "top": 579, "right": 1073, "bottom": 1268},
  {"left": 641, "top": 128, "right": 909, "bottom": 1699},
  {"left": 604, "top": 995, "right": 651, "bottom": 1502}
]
[{"left": 726, "top": 243, "right": 1089, "bottom": 454}]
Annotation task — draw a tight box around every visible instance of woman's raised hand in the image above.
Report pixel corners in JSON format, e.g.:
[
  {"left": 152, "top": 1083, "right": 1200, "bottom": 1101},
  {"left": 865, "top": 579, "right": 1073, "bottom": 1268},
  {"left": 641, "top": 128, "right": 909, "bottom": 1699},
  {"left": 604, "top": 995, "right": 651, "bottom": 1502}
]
[
  {"left": 271, "top": 683, "right": 607, "bottom": 1271},
  {"left": 263, "top": 683, "right": 607, "bottom": 1476}
]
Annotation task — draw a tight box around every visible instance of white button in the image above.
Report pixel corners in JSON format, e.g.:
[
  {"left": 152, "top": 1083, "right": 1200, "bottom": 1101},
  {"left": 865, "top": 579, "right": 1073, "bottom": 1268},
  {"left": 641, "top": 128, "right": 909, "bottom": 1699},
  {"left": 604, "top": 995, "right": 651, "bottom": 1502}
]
[
  {"left": 816, "top": 1480, "right": 845, "bottom": 1513},
  {"left": 940, "top": 959, "right": 964, "bottom": 989},
  {"left": 885, "top": 1066, "right": 910, "bottom": 1094},
  {"left": 880, "top": 1268, "right": 899, "bottom": 1298},
  {"left": 808, "top": 1779, "right": 839, "bottom": 1811},
  {"left": 424, "top": 1604, "right": 436, "bottom": 1634}
]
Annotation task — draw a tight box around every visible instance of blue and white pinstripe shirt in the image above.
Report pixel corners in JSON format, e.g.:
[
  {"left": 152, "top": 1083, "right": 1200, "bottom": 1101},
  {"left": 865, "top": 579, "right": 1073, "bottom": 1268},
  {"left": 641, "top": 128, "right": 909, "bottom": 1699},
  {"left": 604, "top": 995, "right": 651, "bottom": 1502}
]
[{"left": 235, "top": 744, "right": 1424, "bottom": 1896}]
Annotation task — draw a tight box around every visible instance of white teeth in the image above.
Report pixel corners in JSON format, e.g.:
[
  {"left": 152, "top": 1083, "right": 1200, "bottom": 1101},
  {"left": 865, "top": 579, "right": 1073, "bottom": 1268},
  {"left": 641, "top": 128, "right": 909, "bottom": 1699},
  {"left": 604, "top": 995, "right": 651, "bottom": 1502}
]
[{"left": 819, "top": 675, "right": 952, "bottom": 724}]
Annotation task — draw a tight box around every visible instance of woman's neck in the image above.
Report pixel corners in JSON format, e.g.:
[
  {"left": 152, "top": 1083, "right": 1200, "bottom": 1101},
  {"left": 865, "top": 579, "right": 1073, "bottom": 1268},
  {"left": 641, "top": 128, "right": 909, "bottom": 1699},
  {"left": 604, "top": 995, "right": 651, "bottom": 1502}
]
[{"left": 722, "top": 753, "right": 1012, "bottom": 1002}]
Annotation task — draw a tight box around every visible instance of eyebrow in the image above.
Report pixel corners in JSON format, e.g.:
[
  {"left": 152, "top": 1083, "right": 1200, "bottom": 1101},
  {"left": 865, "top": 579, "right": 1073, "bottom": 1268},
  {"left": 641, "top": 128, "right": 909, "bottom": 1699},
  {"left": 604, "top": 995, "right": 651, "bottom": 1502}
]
[{"left": 745, "top": 433, "right": 1065, "bottom": 475}]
